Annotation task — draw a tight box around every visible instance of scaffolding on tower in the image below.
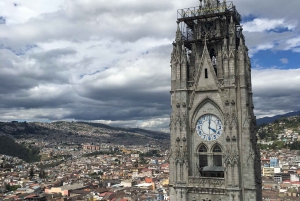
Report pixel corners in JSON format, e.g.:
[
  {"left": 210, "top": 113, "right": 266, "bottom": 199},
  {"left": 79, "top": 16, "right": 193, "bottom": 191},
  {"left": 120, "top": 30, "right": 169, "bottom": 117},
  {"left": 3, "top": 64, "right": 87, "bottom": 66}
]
[{"left": 176, "top": 1, "right": 242, "bottom": 49}]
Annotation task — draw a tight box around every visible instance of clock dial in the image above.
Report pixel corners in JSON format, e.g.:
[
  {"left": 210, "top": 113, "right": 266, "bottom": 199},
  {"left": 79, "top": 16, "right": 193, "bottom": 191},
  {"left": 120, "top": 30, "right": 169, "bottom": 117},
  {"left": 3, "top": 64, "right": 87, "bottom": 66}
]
[{"left": 196, "top": 114, "right": 223, "bottom": 141}]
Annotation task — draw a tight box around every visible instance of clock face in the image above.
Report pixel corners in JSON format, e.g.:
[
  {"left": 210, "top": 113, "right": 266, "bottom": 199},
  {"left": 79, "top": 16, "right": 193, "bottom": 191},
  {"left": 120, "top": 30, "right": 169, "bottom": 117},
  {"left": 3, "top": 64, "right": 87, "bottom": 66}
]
[{"left": 196, "top": 114, "right": 223, "bottom": 141}]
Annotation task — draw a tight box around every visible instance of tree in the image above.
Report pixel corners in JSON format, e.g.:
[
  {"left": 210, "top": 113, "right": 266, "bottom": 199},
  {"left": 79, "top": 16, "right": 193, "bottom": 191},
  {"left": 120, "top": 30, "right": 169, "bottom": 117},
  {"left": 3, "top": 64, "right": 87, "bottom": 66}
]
[
  {"left": 271, "top": 134, "right": 277, "bottom": 141},
  {"left": 5, "top": 184, "right": 21, "bottom": 191},
  {"left": 290, "top": 141, "right": 300, "bottom": 150},
  {"left": 133, "top": 160, "right": 139, "bottom": 168},
  {"left": 270, "top": 141, "right": 285, "bottom": 150},
  {"left": 29, "top": 166, "right": 34, "bottom": 180},
  {"left": 140, "top": 157, "right": 147, "bottom": 164},
  {"left": 39, "top": 169, "right": 46, "bottom": 179}
]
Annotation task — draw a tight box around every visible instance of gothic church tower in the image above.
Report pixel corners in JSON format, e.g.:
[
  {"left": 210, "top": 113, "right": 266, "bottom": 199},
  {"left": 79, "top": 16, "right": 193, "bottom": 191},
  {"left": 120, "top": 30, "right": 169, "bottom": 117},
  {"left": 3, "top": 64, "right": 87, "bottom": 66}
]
[{"left": 169, "top": 0, "right": 262, "bottom": 200}]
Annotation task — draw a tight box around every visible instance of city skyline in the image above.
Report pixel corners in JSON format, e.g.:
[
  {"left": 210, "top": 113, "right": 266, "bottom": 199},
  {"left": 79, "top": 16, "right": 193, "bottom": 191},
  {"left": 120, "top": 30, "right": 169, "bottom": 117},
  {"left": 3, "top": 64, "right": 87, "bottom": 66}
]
[{"left": 0, "top": 0, "right": 300, "bottom": 131}]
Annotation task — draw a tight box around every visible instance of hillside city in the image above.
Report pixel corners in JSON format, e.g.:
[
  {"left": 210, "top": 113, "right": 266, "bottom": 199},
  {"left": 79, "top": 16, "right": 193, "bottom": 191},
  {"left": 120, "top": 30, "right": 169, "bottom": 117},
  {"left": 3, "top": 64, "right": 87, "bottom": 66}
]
[{"left": 0, "top": 115, "right": 300, "bottom": 200}]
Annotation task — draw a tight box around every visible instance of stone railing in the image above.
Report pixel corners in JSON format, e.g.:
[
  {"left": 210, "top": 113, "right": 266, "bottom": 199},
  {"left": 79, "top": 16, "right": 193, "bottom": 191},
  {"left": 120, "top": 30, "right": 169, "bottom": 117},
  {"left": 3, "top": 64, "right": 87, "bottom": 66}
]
[{"left": 188, "top": 177, "right": 225, "bottom": 187}]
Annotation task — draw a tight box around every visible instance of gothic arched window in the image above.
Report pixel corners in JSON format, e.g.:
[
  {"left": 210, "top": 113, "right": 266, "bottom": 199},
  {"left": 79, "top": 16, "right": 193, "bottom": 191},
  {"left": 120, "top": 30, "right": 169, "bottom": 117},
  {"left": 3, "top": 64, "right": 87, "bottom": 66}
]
[
  {"left": 197, "top": 144, "right": 224, "bottom": 178},
  {"left": 199, "top": 145, "right": 207, "bottom": 152},
  {"left": 213, "top": 145, "right": 222, "bottom": 152},
  {"left": 209, "top": 48, "right": 217, "bottom": 75},
  {"left": 199, "top": 145, "right": 208, "bottom": 168},
  {"left": 209, "top": 48, "right": 216, "bottom": 59},
  {"left": 212, "top": 144, "right": 222, "bottom": 166}
]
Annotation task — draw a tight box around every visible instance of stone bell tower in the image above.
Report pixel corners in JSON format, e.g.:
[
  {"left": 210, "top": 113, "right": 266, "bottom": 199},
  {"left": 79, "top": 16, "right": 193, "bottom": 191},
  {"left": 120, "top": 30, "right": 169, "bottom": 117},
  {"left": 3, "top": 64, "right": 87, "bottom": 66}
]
[{"left": 168, "top": 0, "right": 262, "bottom": 200}]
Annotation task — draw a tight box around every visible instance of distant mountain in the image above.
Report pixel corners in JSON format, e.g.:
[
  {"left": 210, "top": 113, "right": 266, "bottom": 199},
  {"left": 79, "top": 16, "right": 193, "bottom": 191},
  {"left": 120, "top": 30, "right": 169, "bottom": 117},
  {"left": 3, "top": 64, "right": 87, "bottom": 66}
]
[
  {"left": 0, "top": 121, "right": 169, "bottom": 146},
  {"left": 77, "top": 122, "right": 168, "bottom": 140},
  {"left": 257, "top": 111, "right": 300, "bottom": 125}
]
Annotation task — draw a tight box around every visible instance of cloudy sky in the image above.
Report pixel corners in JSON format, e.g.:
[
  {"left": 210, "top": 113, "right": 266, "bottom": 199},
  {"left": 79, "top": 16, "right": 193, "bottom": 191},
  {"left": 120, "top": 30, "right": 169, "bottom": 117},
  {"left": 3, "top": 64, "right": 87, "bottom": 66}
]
[{"left": 0, "top": 0, "right": 299, "bottom": 131}]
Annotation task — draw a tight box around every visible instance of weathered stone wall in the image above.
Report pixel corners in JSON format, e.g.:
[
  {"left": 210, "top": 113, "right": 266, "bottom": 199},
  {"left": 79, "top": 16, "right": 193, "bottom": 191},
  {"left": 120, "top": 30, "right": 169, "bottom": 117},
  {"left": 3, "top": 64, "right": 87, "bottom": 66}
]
[{"left": 169, "top": 1, "right": 261, "bottom": 200}]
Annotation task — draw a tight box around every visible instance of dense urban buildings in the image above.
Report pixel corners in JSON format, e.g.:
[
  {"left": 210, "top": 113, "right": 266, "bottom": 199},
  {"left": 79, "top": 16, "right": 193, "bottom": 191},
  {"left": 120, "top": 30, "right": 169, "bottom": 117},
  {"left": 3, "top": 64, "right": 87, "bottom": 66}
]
[{"left": 1, "top": 118, "right": 300, "bottom": 200}]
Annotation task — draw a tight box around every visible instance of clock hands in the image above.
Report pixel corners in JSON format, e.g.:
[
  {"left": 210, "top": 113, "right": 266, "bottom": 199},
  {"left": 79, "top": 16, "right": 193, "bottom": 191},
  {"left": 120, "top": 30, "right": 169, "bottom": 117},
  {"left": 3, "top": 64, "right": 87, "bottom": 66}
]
[
  {"left": 196, "top": 115, "right": 222, "bottom": 141},
  {"left": 209, "top": 127, "right": 216, "bottom": 133},
  {"left": 208, "top": 115, "right": 216, "bottom": 133},
  {"left": 208, "top": 116, "right": 211, "bottom": 133}
]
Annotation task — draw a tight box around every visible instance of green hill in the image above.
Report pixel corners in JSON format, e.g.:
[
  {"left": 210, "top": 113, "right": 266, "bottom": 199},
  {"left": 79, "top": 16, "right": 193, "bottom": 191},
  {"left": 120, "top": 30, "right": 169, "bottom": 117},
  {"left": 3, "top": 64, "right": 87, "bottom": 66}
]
[
  {"left": 0, "top": 136, "right": 40, "bottom": 162},
  {"left": 257, "top": 115, "right": 300, "bottom": 150}
]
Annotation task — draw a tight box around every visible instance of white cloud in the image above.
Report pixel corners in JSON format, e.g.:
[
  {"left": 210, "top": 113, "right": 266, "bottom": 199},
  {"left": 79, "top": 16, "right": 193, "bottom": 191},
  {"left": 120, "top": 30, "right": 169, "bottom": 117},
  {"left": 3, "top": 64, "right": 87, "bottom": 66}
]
[
  {"left": 0, "top": 108, "right": 73, "bottom": 121},
  {"left": 93, "top": 117, "right": 170, "bottom": 132},
  {"left": 242, "top": 18, "right": 299, "bottom": 54},
  {"left": 243, "top": 18, "right": 296, "bottom": 33},
  {"left": 248, "top": 43, "right": 274, "bottom": 57},
  {"left": 252, "top": 68, "right": 300, "bottom": 117},
  {"left": 284, "top": 36, "right": 300, "bottom": 51},
  {"left": 0, "top": 0, "right": 63, "bottom": 25},
  {"left": 0, "top": 0, "right": 300, "bottom": 131},
  {"left": 280, "top": 58, "right": 288, "bottom": 64}
]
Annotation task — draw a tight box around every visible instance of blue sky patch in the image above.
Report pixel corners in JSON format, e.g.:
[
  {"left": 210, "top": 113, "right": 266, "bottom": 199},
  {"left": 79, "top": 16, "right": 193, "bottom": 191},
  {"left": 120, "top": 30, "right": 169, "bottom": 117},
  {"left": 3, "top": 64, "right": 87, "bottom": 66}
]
[
  {"left": 267, "top": 27, "right": 292, "bottom": 33},
  {"left": 252, "top": 49, "right": 300, "bottom": 69},
  {"left": 80, "top": 69, "right": 108, "bottom": 79},
  {"left": 242, "top": 14, "right": 258, "bottom": 23}
]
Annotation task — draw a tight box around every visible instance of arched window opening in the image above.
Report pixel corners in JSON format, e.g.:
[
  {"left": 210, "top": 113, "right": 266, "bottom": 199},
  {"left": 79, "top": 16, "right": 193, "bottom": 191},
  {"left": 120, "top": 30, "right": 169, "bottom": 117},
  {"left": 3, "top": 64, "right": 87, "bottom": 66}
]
[
  {"left": 198, "top": 145, "right": 208, "bottom": 170},
  {"left": 199, "top": 145, "right": 207, "bottom": 152},
  {"left": 199, "top": 144, "right": 224, "bottom": 178},
  {"left": 209, "top": 48, "right": 217, "bottom": 75},
  {"left": 213, "top": 144, "right": 223, "bottom": 167},
  {"left": 209, "top": 48, "right": 216, "bottom": 59},
  {"left": 213, "top": 145, "right": 222, "bottom": 153}
]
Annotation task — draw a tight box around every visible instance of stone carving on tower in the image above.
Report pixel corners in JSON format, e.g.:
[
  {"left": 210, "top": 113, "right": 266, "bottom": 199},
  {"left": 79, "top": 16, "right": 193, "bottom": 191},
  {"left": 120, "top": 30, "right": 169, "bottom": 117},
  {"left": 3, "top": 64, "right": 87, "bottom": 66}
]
[{"left": 169, "top": 0, "right": 262, "bottom": 200}]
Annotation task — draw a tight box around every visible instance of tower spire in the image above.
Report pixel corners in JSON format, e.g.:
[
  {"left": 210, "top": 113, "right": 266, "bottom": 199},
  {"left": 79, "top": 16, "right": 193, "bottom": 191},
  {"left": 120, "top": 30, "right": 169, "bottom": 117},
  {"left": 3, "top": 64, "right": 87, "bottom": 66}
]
[{"left": 175, "top": 22, "right": 181, "bottom": 42}]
